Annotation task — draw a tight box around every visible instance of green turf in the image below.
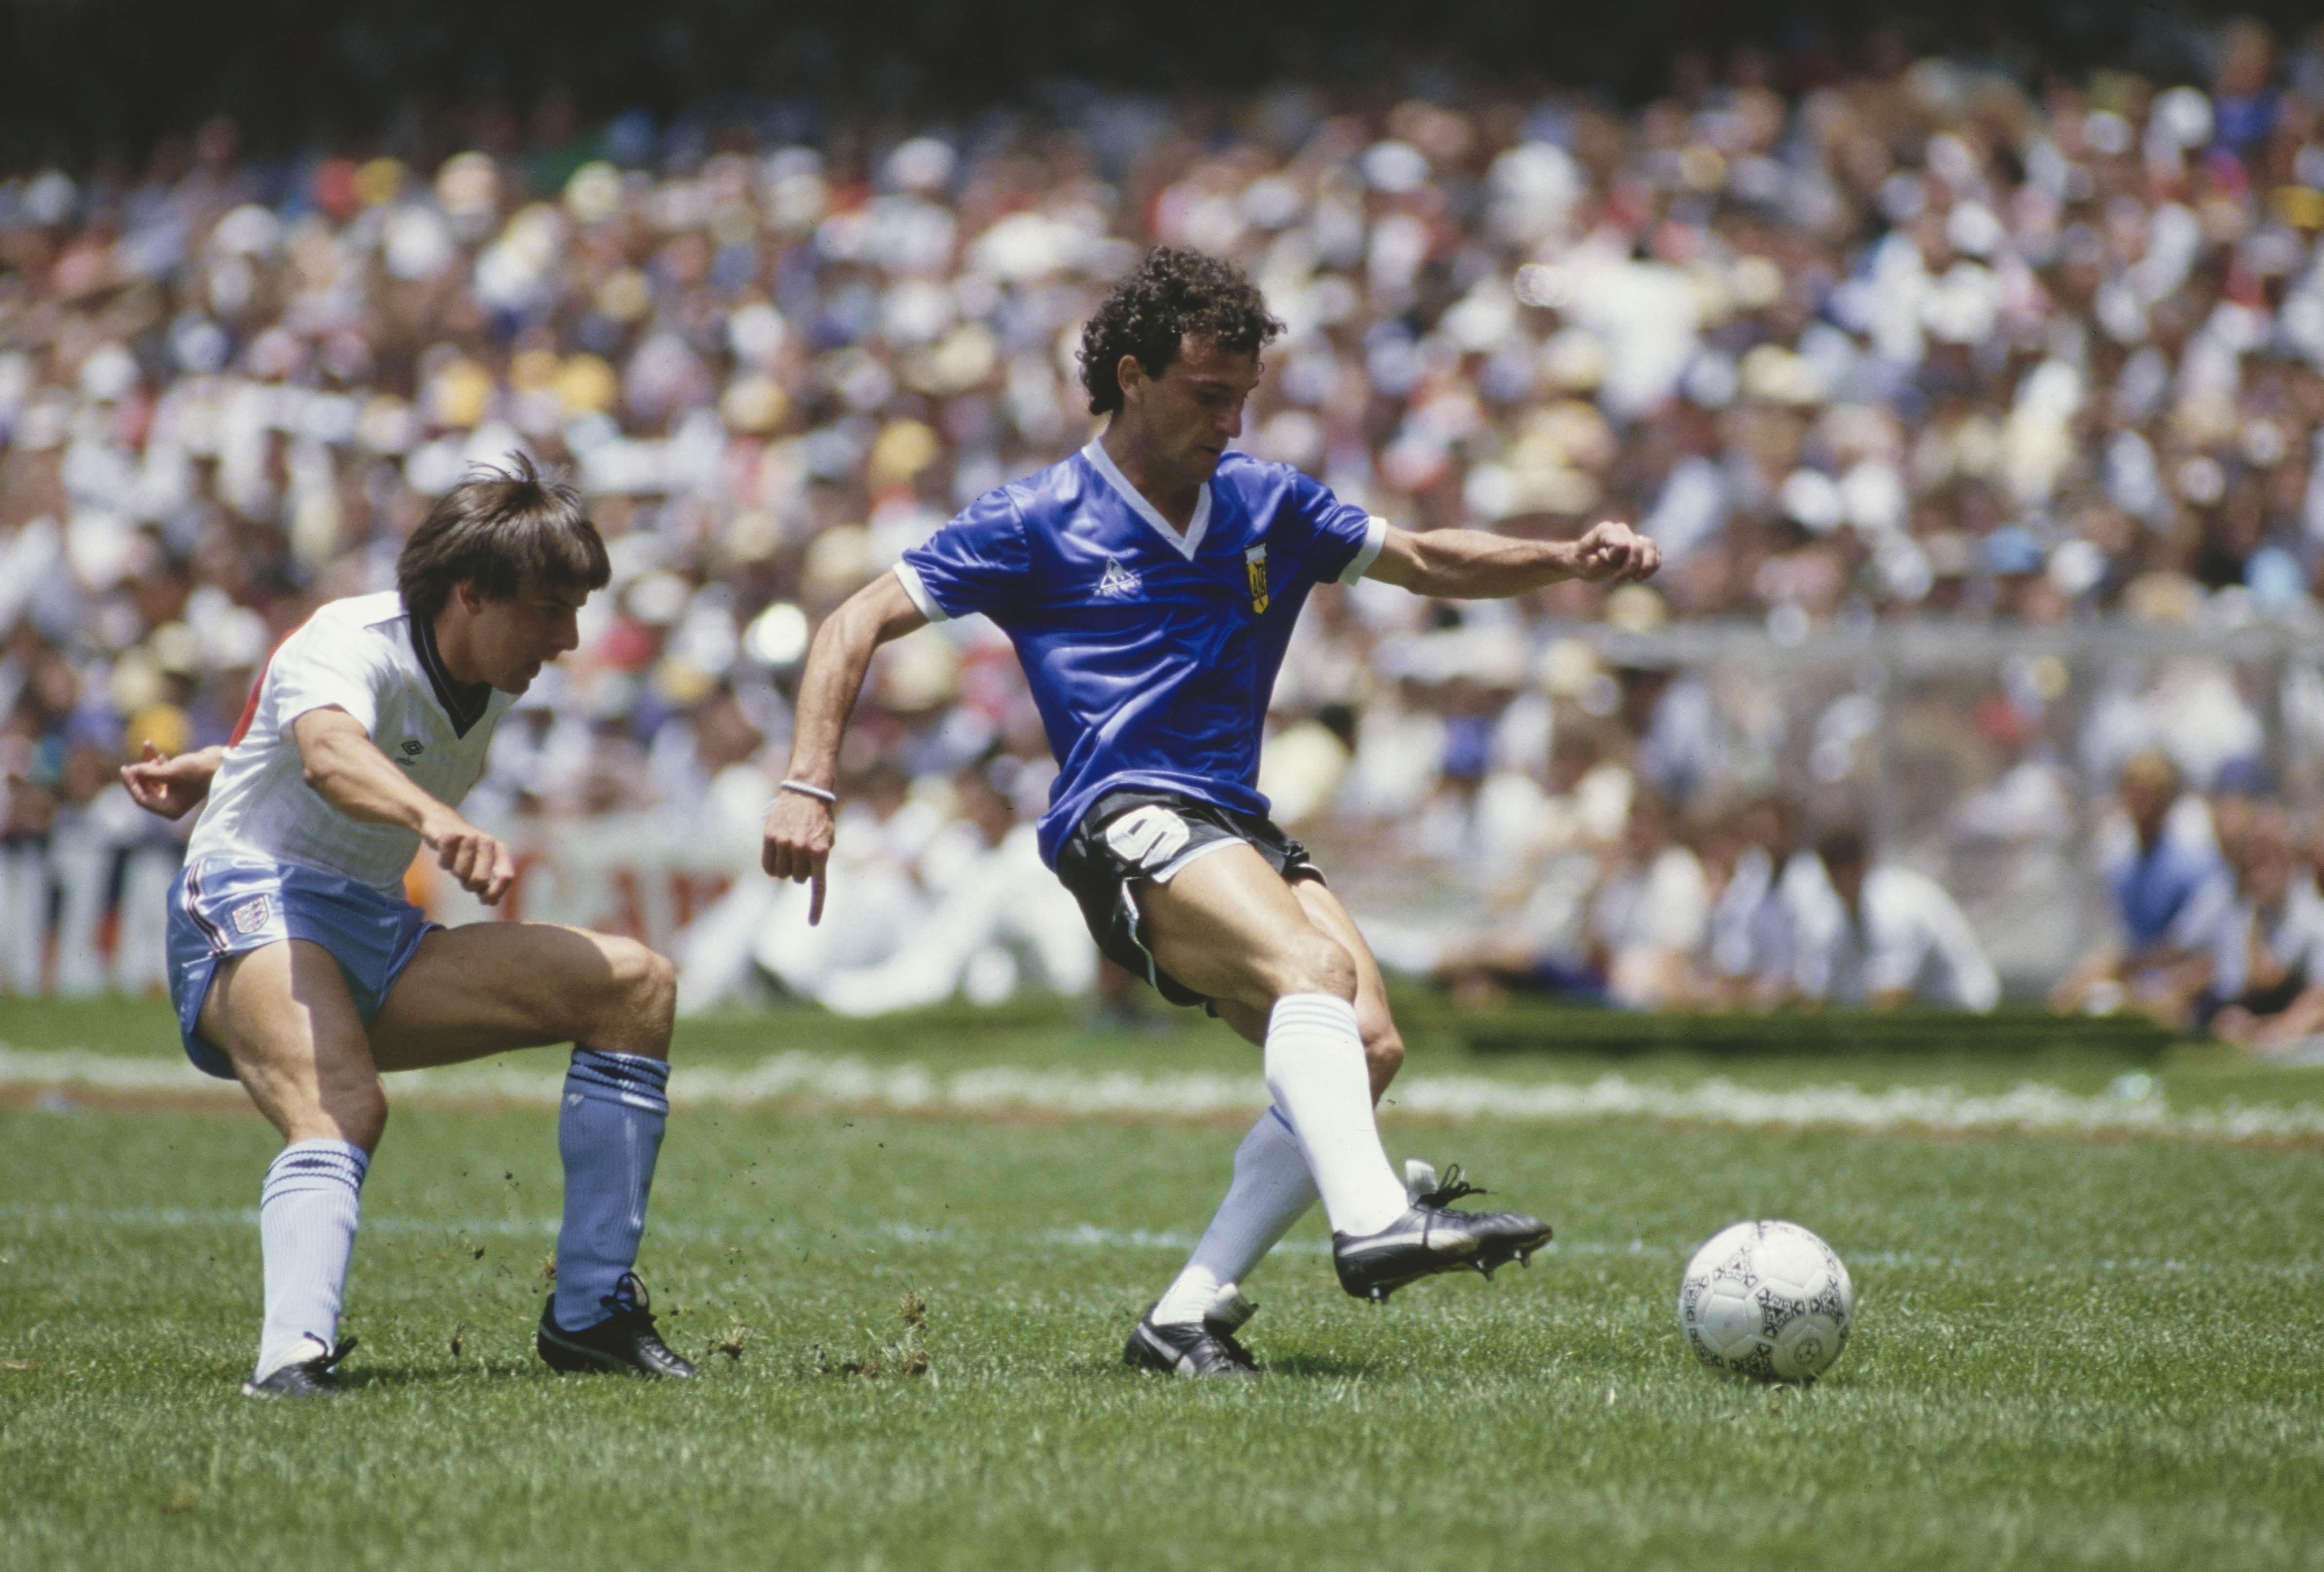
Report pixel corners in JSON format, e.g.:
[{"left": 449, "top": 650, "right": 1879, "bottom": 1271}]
[{"left": 4, "top": 1005, "right": 2324, "bottom": 1570}]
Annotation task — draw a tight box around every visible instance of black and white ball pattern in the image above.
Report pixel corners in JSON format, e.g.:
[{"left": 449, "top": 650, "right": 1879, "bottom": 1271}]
[{"left": 1677, "top": 1220, "right": 1853, "bottom": 1383}]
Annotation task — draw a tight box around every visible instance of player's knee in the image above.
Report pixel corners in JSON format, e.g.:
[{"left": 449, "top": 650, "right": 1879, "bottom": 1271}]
[
  {"left": 1269, "top": 932, "right": 1357, "bottom": 1003},
  {"left": 600, "top": 938, "right": 677, "bottom": 1047},
  {"left": 326, "top": 1083, "right": 389, "bottom": 1152},
  {"left": 640, "top": 946, "right": 678, "bottom": 1020}
]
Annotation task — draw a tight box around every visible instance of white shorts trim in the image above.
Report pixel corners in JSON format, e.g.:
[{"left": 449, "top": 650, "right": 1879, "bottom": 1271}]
[{"left": 1149, "top": 835, "right": 1242, "bottom": 885}]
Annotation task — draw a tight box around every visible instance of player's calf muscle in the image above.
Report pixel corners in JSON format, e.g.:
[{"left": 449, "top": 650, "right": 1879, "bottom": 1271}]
[
  {"left": 1364, "top": 1027, "right": 1404, "bottom": 1096},
  {"left": 203, "top": 945, "right": 388, "bottom": 1148}
]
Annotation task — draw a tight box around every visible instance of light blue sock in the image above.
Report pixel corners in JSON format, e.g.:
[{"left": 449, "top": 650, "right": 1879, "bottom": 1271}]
[
  {"left": 255, "top": 1140, "right": 369, "bottom": 1378},
  {"left": 553, "top": 1048, "right": 670, "bottom": 1328}
]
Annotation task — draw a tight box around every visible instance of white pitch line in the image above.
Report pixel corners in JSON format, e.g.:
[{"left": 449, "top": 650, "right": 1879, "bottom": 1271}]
[{"left": 4, "top": 1044, "right": 2323, "bottom": 1146}]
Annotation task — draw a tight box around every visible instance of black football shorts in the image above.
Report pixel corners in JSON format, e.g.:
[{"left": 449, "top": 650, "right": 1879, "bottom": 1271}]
[{"left": 1053, "top": 789, "right": 1324, "bottom": 1008}]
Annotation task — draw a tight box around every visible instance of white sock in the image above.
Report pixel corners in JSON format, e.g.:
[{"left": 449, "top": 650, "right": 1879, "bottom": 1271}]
[
  {"left": 1151, "top": 1107, "right": 1318, "bottom": 1326},
  {"left": 1262, "top": 994, "right": 1410, "bottom": 1237},
  {"left": 255, "top": 1139, "right": 368, "bottom": 1379}
]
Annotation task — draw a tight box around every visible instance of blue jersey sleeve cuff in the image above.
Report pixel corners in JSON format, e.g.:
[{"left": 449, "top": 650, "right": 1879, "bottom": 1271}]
[
  {"left": 1337, "top": 516, "right": 1389, "bottom": 585},
  {"left": 892, "top": 561, "right": 950, "bottom": 624}
]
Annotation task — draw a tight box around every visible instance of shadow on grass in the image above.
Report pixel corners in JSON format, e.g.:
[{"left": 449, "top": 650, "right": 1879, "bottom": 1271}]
[
  {"left": 336, "top": 1361, "right": 572, "bottom": 1392},
  {"left": 1252, "top": 1354, "right": 1381, "bottom": 1380}
]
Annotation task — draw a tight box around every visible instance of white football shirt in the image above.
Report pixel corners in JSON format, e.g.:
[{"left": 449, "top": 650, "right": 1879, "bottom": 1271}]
[
  {"left": 2208, "top": 877, "right": 2324, "bottom": 1001},
  {"left": 1786, "top": 862, "right": 2000, "bottom": 1012},
  {"left": 186, "top": 591, "right": 515, "bottom": 891}
]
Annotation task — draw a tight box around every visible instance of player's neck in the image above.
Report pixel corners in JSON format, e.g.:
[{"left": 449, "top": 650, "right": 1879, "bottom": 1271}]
[
  {"left": 1098, "top": 422, "right": 1201, "bottom": 534},
  {"left": 427, "top": 607, "right": 491, "bottom": 692}
]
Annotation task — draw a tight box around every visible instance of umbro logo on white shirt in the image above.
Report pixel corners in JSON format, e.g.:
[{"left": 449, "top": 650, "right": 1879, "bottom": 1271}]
[
  {"left": 1096, "top": 557, "right": 1140, "bottom": 598},
  {"left": 400, "top": 740, "right": 424, "bottom": 757}
]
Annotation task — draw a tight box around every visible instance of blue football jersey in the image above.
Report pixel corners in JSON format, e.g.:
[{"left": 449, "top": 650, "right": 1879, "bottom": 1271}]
[{"left": 896, "top": 439, "right": 1386, "bottom": 867}]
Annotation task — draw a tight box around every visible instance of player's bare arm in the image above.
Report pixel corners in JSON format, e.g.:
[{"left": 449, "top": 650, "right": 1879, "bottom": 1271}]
[
  {"left": 120, "top": 740, "right": 226, "bottom": 819},
  {"left": 759, "top": 570, "right": 928, "bottom": 922},
  {"left": 1363, "top": 517, "right": 1660, "bottom": 599},
  {"left": 290, "top": 707, "right": 516, "bottom": 905}
]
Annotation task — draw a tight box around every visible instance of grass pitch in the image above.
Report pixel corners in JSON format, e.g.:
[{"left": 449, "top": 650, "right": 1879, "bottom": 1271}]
[{"left": 3, "top": 999, "right": 2323, "bottom": 1571}]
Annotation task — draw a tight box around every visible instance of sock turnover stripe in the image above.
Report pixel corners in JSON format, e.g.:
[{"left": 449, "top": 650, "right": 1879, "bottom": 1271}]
[
  {"left": 1268, "top": 1001, "right": 1359, "bottom": 1034},
  {"left": 570, "top": 1047, "right": 670, "bottom": 1077},
  {"left": 264, "top": 1150, "right": 367, "bottom": 1178},
  {"left": 566, "top": 1054, "right": 671, "bottom": 1110},
  {"left": 568, "top": 1051, "right": 671, "bottom": 1087},
  {"left": 261, "top": 1144, "right": 368, "bottom": 1195},
  {"left": 565, "top": 1064, "right": 671, "bottom": 1098}
]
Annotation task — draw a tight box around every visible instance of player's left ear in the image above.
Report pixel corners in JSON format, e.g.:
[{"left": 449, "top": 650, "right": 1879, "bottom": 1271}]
[{"left": 1115, "top": 353, "right": 1146, "bottom": 408}]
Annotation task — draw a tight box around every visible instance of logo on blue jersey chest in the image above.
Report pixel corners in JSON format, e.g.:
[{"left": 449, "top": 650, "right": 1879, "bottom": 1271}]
[
  {"left": 1096, "top": 557, "right": 1141, "bottom": 598},
  {"left": 1078, "top": 538, "right": 1274, "bottom": 616}
]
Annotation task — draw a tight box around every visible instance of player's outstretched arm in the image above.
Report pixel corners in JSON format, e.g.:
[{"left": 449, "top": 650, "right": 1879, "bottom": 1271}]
[
  {"left": 121, "top": 740, "right": 227, "bottom": 820},
  {"left": 760, "top": 570, "right": 930, "bottom": 924},
  {"left": 1363, "top": 518, "right": 1659, "bottom": 599},
  {"left": 290, "top": 707, "right": 516, "bottom": 904}
]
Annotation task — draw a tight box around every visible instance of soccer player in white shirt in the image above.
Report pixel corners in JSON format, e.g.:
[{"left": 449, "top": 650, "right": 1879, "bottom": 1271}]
[{"left": 122, "top": 459, "right": 694, "bottom": 1396}]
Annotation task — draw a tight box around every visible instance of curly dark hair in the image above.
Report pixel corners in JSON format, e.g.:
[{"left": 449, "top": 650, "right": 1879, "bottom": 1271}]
[{"left": 1076, "top": 246, "right": 1284, "bottom": 416}]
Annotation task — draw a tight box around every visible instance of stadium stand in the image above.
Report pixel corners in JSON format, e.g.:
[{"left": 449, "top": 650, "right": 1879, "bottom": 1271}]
[{"left": 6, "top": 13, "right": 2324, "bottom": 1022}]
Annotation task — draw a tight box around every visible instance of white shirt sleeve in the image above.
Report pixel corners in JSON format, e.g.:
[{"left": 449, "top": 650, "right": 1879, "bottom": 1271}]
[
  {"left": 1866, "top": 869, "right": 1998, "bottom": 1011},
  {"left": 267, "top": 619, "right": 391, "bottom": 734},
  {"left": 1639, "top": 847, "right": 1710, "bottom": 952}
]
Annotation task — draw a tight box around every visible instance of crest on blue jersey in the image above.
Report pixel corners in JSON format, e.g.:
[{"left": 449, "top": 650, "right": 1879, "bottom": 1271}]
[
  {"left": 1097, "top": 556, "right": 1140, "bottom": 598},
  {"left": 1244, "top": 544, "right": 1268, "bottom": 614}
]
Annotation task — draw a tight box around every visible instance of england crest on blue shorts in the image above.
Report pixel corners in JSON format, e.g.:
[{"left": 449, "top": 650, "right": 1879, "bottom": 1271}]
[{"left": 166, "top": 856, "right": 437, "bottom": 1080}]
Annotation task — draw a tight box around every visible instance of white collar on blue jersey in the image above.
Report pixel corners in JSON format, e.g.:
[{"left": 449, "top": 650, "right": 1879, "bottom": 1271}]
[{"left": 1081, "top": 438, "right": 1212, "bottom": 559}]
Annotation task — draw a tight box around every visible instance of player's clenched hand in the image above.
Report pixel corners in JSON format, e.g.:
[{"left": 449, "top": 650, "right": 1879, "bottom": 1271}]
[
  {"left": 1566, "top": 520, "right": 1660, "bottom": 585},
  {"left": 120, "top": 740, "right": 220, "bottom": 820},
  {"left": 426, "top": 816, "right": 516, "bottom": 905},
  {"left": 761, "top": 792, "right": 834, "bottom": 926}
]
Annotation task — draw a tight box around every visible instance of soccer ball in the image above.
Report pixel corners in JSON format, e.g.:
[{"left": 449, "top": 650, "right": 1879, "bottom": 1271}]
[{"left": 1677, "top": 1220, "right": 1853, "bottom": 1383}]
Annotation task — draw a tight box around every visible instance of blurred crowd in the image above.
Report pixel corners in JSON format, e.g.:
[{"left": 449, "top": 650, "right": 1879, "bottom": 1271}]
[
  {"left": 1371, "top": 740, "right": 2324, "bottom": 1055},
  {"left": 9, "top": 21, "right": 2324, "bottom": 1034}
]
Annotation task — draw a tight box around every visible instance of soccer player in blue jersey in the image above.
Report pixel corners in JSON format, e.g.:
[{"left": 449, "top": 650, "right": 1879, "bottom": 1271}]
[{"left": 762, "top": 247, "right": 1659, "bottom": 1376}]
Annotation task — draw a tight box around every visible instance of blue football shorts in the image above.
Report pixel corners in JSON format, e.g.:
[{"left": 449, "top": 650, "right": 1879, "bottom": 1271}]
[{"left": 166, "top": 855, "right": 439, "bottom": 1080}]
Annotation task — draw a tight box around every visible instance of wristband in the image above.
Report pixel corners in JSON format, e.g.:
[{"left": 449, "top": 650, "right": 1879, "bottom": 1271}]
[{"left": 777, "top": 778, "right": 838, "bottom": 806}]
